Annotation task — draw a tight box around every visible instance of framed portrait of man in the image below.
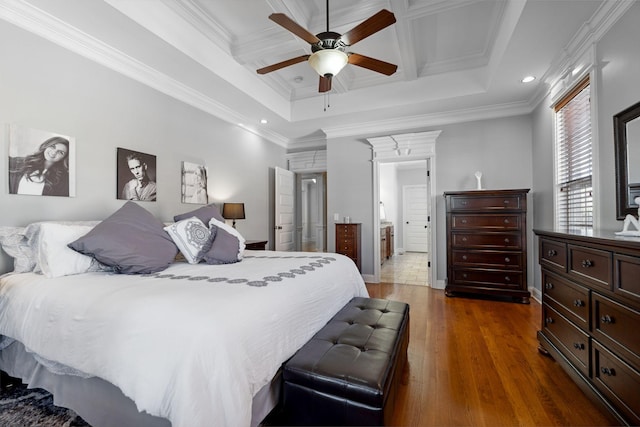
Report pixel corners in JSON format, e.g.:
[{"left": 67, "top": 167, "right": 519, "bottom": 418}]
[
  {"left": 181, "top": 161, "right": 208, "bottom": 204},
  {"left": 117, "top": 148, "right": 157, "bottom": 201},
  {"left": 8, "top": 124, "right": 76, "bottom": 197}
]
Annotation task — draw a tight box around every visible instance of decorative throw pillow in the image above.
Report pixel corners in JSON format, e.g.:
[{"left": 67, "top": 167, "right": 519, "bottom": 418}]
[
  {"left": 202, "top": 217, "right": 246, "bottom": 265},
  {"left": 164, "top": 217, "right": 211, "bottom": 264},
  {"left": 173, "top": 204, "right": 224, "bottom": 225},
  {"left": 0, "top": 226, "right": 33, "bottom": 273},
  {"left": 68, "top": 202, "right": 178, "bottom": 274}
]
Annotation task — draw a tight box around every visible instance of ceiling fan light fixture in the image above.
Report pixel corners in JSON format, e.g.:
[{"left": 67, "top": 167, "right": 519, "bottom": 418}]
[{"left": 308, "top": 49, "right": 348, "bottom": 77}]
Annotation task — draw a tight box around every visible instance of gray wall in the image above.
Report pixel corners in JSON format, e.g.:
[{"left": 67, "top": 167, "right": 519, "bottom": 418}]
[
  {"left": 0, "top": 21, "right": 285, "bottom": 274},
  {"left": 530, "top": 2, "right": 640, "bottom": 296},
  {"left": 327, "top": 115, "right": 533, "bottom": 282}
]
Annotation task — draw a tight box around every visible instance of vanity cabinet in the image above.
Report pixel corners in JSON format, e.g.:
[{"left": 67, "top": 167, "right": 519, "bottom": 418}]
[
  {"left": 336, "top": 223, "right": 361, "bottom": 272},
  {"left": 380, "top": 223, "right": 394, "bottom": 265},
  {"left": 444, "top": 189, "right": 530, "bottom": 303},
  {"left": 535, "top": 229, "right": 640, "bottom": 426}
]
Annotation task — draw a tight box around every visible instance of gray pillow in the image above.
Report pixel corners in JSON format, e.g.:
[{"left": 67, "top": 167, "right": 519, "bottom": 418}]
[
  {"left": 202, "top": 227, "right": 242, "bottom": 264},
  {"left": 68, "top": 202, "right": 178, "bottom": 274},
  {"left": 173, "top": 204, "right": 224, "bottom": 224}
]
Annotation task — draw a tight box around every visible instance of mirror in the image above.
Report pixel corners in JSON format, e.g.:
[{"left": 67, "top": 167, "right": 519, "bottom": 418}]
[{"left": 614, "top": 100, "right": 640, "bottom": 219}]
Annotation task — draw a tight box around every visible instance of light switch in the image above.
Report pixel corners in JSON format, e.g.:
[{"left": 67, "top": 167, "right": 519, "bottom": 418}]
[{"left": 334, "top": 213, "right": 340, "bottom": 221}]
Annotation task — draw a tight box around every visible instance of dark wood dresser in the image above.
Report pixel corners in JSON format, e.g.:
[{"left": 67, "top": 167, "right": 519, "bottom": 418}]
[
  {"left": 444, "top": 189, "right": 530, "bottom": 303},
  {"left": 534, "top": 229, "right": 640, "bottom": 426},
  {"left": 336, "top": 223, "right": 361, "bottom": 272}
]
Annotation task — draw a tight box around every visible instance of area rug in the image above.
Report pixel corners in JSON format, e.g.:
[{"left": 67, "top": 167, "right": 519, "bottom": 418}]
[{"left": 0, "top": 381, "right": 90, "bottom": 426}]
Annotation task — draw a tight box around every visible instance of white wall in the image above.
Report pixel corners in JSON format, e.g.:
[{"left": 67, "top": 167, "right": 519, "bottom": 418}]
[{"left": 0, "top": 21, "right": 286, "bottom": 273}]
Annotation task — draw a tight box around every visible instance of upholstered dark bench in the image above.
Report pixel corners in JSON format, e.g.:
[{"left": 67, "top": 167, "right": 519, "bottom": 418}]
[{"left": 282, "top": 297, "right": 409, "bottom": 426}]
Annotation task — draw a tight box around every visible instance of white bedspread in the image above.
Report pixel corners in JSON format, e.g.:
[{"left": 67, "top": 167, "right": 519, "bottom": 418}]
[{"left": 0, "top": 251, "right": 368, "bottom": 427}]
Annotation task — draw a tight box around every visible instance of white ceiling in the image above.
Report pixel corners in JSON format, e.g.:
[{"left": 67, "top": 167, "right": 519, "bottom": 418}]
[{"left": 2, "top": 0, "right": 622, "bottom": 148}]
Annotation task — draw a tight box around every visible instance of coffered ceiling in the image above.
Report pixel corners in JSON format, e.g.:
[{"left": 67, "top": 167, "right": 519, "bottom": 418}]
[{"left": 2, "top": 0, "right": 626, "bottom": 148}]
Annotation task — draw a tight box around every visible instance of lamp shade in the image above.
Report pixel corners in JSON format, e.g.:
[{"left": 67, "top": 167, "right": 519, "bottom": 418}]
[
  {"left": 222, "top": 203, "right": 245, "bottom": 220},
  {"left": 308, "top": 49, "right": 348, "bottom": 77}
]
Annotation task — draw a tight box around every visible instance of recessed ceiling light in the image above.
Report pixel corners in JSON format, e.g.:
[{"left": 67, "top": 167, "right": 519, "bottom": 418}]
[
  {"left": 260, "top": 119, "right": 268, "bottom": 124},
  {"left": 521, "top": 76, "right": 536, "bottom": 83},
  {"left": 293, "top": 76, "right": 304, "bottom": 83}
]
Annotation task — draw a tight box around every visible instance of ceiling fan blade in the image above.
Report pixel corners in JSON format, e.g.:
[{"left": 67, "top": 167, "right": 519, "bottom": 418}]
[
  {"left": 319, "top": 75, "right": 332, "bottom": 93},
  {"left": 348, "top": 53, "right": 397, "bottom": 76},
  {"left": 257, "top": 55, "right": 310, "bottom": 74},
  {"left": 340, "top": 9, "right": 396, "bottom": 46},
  {"left": 269, "top": 13, "right": 321, "bottom": 45}
]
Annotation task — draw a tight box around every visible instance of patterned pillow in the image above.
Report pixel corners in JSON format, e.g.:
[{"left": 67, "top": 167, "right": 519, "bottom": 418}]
[
  {"left": 202, "top": 217, "right": 246, "bottom": 265},
  {"left": 164, "top": 217, "right": 212, "bottom": 264}
]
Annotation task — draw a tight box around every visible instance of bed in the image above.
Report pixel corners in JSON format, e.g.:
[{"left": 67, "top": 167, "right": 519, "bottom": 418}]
[{"left": 0, "top": 202, "right": 368, "bottom": 427}]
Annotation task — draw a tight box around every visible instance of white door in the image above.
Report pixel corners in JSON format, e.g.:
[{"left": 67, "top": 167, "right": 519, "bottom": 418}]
[
  {"left": 403, "top": 185, "right": 429, "bottom": 252},
  {"left": 275, "top": 167, "right": 295, "bottom": 251}
]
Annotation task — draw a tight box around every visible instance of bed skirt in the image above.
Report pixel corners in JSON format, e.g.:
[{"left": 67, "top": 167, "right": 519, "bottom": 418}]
[{"left": 0, "top": 340, "right": 280, "bottom": 427}]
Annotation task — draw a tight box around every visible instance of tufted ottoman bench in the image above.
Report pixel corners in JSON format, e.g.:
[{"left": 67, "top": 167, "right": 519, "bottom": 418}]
[{"left": 282, "top": 297, "right": 409, "bottom": 426}]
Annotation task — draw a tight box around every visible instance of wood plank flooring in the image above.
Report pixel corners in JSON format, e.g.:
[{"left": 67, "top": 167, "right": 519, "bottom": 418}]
[{"left": 365, "top": 282, "right": 621, "bottom": 427}]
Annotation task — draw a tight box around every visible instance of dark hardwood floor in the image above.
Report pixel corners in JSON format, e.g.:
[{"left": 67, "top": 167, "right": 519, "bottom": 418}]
[{"left": 365, "top": 282, "right": 621, "bottom": 427}]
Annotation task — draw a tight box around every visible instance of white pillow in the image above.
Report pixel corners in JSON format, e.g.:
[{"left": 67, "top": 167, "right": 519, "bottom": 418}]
[
  {"left": 31, "top": 223, "right": 100, "bottom": 278},
  {"left": 164, "top": 217, "right": 211, "bottom": 264},
  {"left": 0, "top": 226, "right": 33, "bottom": 273}
]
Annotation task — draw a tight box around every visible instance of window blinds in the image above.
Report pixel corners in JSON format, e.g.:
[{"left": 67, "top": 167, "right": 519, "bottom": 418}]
[{"left": 555, "top": 77, "right": 592, "bottom": 229}]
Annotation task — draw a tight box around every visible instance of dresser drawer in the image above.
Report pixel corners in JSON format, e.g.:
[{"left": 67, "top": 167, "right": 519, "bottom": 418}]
[
  {"left": 615, "top": 253, "right": 640, "bottom": 306},
  {"left": 592, "top": 341, "right": 640, "bottom": 426},
  {"left": 451, "top": 250, "right": 522, "bottom": 269},
  {"left": 592, "top": 293, "right": 640, "bottom": 371},
  {"left": 542, "top": 271, "right": 589, "bottom": 331},
  {"left": 450, "top": 214, "right": 521, "bottom": 230},
  {"left": 542, "top": 304, "right": 590, "bottom": 377},
  {"left": 449, "top": 194, "right": 524, "bottom": 211},
  {"left": 569, "top": 245, "right": 612, "bottom": 290},
  {"left": 540, "top": 238, "right": 567, "bottom": 272},
  {"left": 452, "top": 232, "right": 521, "bottom": 250},
  {"left": 451, "top": 268, "right": 523, "bottom": 290}
]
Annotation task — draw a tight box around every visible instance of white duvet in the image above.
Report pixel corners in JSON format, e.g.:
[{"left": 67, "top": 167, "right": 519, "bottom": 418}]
[{"left": 0, "top": 251, "right": 368, "bottom": 427}]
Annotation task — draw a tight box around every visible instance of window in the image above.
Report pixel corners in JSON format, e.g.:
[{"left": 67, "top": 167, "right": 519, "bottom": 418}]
[{"left": 555, "top": 76, "right": 592, "bottom": 229}]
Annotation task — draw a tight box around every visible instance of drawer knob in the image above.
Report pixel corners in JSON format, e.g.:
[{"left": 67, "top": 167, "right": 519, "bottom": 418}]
[
  {"left": 504, "top": 276, "right": 511, "bottom": 282},
  {"left": 504, "top": 238, "right": 510, "bottom": 243},
  {"left": 547, "top": 249, "right": 557, "bottom": 257},
  {"left": 573, "top": 299, "right": 584, "bottom": 307},
  {"left": 461, "top": 219, "right": 468, "bottom": 224},
  {"left": 462, "top": 255, "right": 468, "bottom": 261},
  {"left": 581, "top": 259, "right": 593, "bottom": 268},
  {"left": 503, "top": 200, "right": 510, "bottom": 204},
  {"left": 545, "top": 317, "right": 554, "bottom": 325},
  {"left": 600, "top": 315, "right": 615, "bottom": 324},
  {"left": 545, "top": 282, "right": 553, "bottom": 290},
  {"left": 504, "top": 257, "right": 511, "bottom": 263},
  {"left": 462, "top": 273, "right": 468, "bottom": 279},
  {"left": 600, "top": 367, "right": 616, "bottom": 376},
  {"left": 504, "top": 219, "right": 510, "bottom": 224},
  {"left": 573, "top": 343, "right": 585, "bottom": 350},
  {"left": 461, "top": 200, "right": 468, "bottom": 205},
  {"left": 462, "top": 237, "right": 468, "bottom": 242}
]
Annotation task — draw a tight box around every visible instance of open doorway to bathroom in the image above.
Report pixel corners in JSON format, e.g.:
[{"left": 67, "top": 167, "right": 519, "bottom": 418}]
[
  {"left": 378, "top": 161, "right": 431, "bottom": 286},
  {"left": 296, "top": 172, "right": 327, "bottom": 252}
]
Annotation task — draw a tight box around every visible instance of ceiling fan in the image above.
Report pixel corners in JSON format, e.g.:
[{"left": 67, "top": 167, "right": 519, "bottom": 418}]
[{"left": 256, "top": 0, "right": 398, "bottom": 93}]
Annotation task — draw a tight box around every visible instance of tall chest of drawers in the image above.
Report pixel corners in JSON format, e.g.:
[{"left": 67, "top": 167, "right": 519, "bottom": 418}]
[
  {"left": 444, "top": 189, "right": 530, "bottom": 303},
  {"left": 535, "top": 229, "right": 640, "bottom": 426},
  {"left": 335, "top": 223, "right": 361, "bottom": 272}
]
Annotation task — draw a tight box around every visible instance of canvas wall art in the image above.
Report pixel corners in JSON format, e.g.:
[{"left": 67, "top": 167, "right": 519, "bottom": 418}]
[
  {"left": 117, "top": 148, "right": 157, "bottom": 201},
  {"left": 181, "top": 161, "right": 208, "bottom": 204},
  {"left": 8, "top": 124, "right": 76, "bottom": 197}
]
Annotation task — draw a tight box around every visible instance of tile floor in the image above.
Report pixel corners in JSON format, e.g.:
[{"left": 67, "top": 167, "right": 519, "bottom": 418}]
[{"left": 380, "top": 251, "right": 430, "bottom": 286}]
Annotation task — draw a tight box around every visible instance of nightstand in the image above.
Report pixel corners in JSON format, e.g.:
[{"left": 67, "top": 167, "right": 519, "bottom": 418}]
[{"left": 245, "top": 240, "right": 268, "bottom": 250}]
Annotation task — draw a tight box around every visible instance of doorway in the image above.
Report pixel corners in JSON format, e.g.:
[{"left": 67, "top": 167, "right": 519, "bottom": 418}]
[
  {"left": 296, "top": 172, "right": 327, "bottom": 252},
  {"left": 376, "top": 160, "right": 433, "bottom": 286}
]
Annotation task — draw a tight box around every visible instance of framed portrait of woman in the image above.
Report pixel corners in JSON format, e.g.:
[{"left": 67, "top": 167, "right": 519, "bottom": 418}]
[
  {"left": 181, "top": 161, "right": 208, "bottom": 204},
  {"left": 8, "top": 124, "right": 76, "bottom": 197}
]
